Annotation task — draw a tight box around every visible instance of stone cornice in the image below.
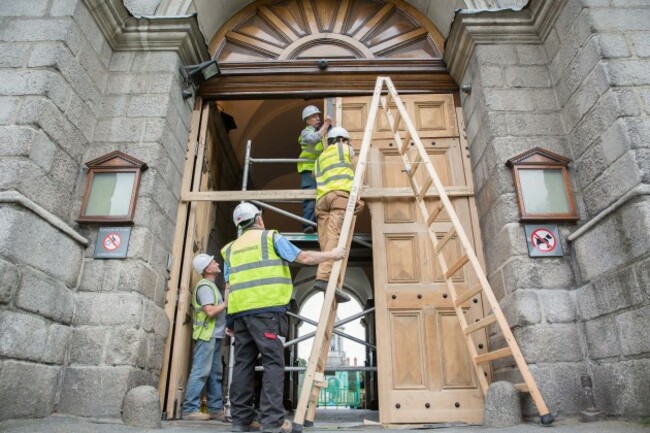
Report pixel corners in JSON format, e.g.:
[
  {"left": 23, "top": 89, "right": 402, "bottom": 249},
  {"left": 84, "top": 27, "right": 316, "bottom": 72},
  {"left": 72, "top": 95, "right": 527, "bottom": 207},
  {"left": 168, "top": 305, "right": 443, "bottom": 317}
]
[
  {"left": 444, "top": 0, "right": 566, "bottom": 82},
  {"left": 83, "top": 0, "right": 209, "bottom": 65}
]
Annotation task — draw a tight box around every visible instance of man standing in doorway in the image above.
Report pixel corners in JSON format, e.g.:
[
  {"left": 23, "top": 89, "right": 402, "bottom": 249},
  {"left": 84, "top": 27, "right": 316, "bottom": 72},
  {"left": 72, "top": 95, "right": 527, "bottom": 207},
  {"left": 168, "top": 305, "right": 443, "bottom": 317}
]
[
  {"left": 297, "top": 105, "right": 331, "bottom": 233},
  {"left": 222, "top": 202, "right": 346, "bottom": 433},
  {"left": 313, "top": 126, "right": 364, "bottom": 304},
  {"left": 183, "top": 253, "right": 228, "bottom": 421}
]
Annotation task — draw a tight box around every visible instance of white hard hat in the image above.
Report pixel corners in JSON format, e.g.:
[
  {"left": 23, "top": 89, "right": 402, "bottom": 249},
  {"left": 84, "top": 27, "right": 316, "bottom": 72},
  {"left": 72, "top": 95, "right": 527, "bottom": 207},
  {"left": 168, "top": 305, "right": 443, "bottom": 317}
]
[
  {"left": 327, "top": 126, "right": 350, "bottom": 141},
  {"left": 233, "top": 202, "right": 261, "bottom": 228},
  {"left": 192, "top": 253, "right": 214, "bottom": 274},
  {"left": 302, "top": 105, "right": 321, "bottom": 121}
]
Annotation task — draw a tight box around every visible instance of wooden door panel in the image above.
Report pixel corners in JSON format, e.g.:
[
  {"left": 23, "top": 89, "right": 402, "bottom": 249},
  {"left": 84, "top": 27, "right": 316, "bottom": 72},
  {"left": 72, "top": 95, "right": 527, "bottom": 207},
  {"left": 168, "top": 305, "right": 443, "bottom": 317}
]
[{"left": 346, "top": 94, "right": 486, "bottom": 424}]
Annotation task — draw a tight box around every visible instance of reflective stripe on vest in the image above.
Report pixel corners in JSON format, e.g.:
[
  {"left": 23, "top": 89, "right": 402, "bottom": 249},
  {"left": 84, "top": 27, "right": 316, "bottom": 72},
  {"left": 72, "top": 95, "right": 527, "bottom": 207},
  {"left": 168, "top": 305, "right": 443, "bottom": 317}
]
[
  {"left": 221, "top": 229, "right": 293, "bottom": 315},
  {"left": 191, "top": 278, "right": 221, "bottom": 341},
  {"left": 315, "top": 143, "right": 353, "bottom": 200},
  {"left": 297, "top": 126, "right": 324, "bottom": 172}
]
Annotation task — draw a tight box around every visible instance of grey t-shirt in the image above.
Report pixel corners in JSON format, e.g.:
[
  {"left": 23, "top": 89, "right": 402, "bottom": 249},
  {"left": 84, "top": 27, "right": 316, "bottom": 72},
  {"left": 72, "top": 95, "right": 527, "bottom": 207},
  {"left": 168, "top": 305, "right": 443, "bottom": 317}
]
[{"left": 196, "top": 284, "right": 226, "bottom": 338}]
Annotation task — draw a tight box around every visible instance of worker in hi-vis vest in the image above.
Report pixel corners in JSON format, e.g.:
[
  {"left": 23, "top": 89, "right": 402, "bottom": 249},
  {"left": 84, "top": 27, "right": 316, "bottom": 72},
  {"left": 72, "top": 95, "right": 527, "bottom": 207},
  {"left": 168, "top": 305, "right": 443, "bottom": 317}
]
[
  {"left": 313, "top": 126, "right": 365, "bottom": 304},
  {"left": 221, "top": 202, "right": 345, "bottom": 433},
  {"left": 183, "top": 253, "right": 228, "bottom": 422},
  {"left": 297, "top": 105, "right": 331, "bottom": 233}
]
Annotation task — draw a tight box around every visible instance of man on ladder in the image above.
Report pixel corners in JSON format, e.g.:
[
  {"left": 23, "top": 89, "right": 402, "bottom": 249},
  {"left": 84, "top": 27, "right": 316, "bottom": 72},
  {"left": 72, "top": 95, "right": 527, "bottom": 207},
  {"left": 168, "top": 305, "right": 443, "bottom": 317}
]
[
  {"left": 313, "top": 126, "right": 364, "bottom": 304},
  {"left": 222, "top": 202, "right": 346, "bottom": 433}
]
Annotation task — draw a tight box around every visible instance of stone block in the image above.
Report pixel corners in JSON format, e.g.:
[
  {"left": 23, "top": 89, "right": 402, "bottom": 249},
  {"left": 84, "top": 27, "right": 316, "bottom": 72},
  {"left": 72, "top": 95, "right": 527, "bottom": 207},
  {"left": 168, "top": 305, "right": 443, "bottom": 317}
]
[
  {"left": 0, "top": 97, "right": 19, "bottom": 124},
  {"left": 0, "top": 360, "right": 61, "bottom": 420},
  {"left": 604, "top": 60, "right": 650, "bottom": 86},
  {"left": 589, "top": 8, "right": 650, "bottom": 32},
  {"left": 543, "top": 28, "right": 560, "bottom": 62},
  {"left": 0, "top": 206, "right": 83, "bottom": 287},
  {"left": 504, "top": 66, "right": 551, "bottom": 88},
  {"left": 0, "top": 42, "right": 31, "bottom": 67},
  {"left": 109, "top": 52, "right": 136, "bottom": 72},
  {"left": 483, "top": 381, "right": 521, "bottom": 427},
  {"left": 576, "top": 266, "right": 644, "bottom": 320},
  {"left": 556, "top": 38, "right": 601, "bottom": 108},
  {"left": 122, "top": 385, "right": 162, "bottom": 428},
  {"left": 0, "top": 0, "right": 49, "bottom": 16},
  {"left": 69, "top": 327, "right": 108, "bottom": 365},
  {"left": 484, "top": 88, "right": 535, "bottom": 111},
  {"left": 15, "top": 267, "right": 74, "bottom": 324},
  {"left": 562, "top": 68, "right": 609, "bottom": 133},
  {"left": 601, "top": 117, "right": 650, "bottom": 165},
  {"left": 0, "top": 69, "right": 69, "bottom": 111},
  {"left": 584, "top": 315, "right": 621, "bottom": 359},
  {"left": 596, "top": 34, "right": 631, "bottom": 59},
  {"left": 515, "top": 44, "right": 548, "bottom": 65},
  {"left": 514, "top": 324, "right": 583, "bottom": 363},
  {"left": 0, "top": 259, "right": 20, "bottom": 304},
  {"left": 633, "top": 257, "right": 650, "bottom": 298},
  {"left": 0, "top": 18, "right": 72, "bottom": 42},
  {"left": 146, "top": 334, "right": 166, "bottom": 371},
  {"left": 0, "top": 126, "right": 58, "bottom": 172},
  {"left": 500, "top": 290, "right": 541, "bottom": 328},
  {"left": 42, "top": 323, "right": 72, "bottom": 364},
  {"left": 592, "top": 359, "right": 650, "bottom": 416},
  {"left": 99, "top": 95, "right": 129, "bottom": 117},
  {"left": 131, "top": 51, "right": 181, "bottom": 73},
  {"left": 126, "top": 227, "right": 154, "bottom": 263},
  {"left": 117, "top": 260, "right": 158, "bottom": 301},
  {"left": 106, "top": 327, "right": 148, "bottom": 367},
  {"left": 506, "top": 112, "right": 563, "bottom": 136},
  {"left": 142, "top": 301, "right": 169, "bottom": 337},
  {"left": 615, "top": 305, "right": 650, "bottom": 356},
  {"left": 641, "top": 88, "right": 650, "bottom": 114},
  {"left": 73, "top": 1, "right": 109, "bottom": 56},
  {"left": 0, "top": 310, "right": 48, "bottom": 362},
  {"left": 539, "top": 290, "right": 576, "bottom": 323},
  {"left": 574, "top": 143, "right": 608, "bottom": 190},
  {"left": 548, "top": 10, "right": 592, "bottom": 86},
  {"left": 553, "top": 0, "right": 584, "bottom": 40},
  {"left": 582, "top": 151, "right": 642, "bottom": 215},
  {"left": 51, "top": 0, "right": 80, "bottom": 16},
  {"left": 73, "top": 292, "right": 144, "bottom": 327},
  {"left": 127, "top": 95, "right": 171, "bottom": 118},
  {"left": 503, "top": 256, "right": 575, "bottom": 291},
  {"left": 475, "top": 45, "right": 518, "bottom": 66},
  {"left": 105, "top": 72, "right": 175, "bottom": 95},
  {"left": 58, "top": 366, "right": 148, "bottom": 417}
]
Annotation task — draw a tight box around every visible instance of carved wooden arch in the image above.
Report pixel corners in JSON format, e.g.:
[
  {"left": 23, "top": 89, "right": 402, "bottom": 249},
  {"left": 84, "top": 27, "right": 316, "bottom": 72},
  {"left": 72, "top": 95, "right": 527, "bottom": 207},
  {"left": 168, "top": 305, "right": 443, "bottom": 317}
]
[
  {"left": 210, "top": 0, "right": 445, "bottom": 61},
  {"left": 202, "top": 0, "right": 455, "bottom": 97}
]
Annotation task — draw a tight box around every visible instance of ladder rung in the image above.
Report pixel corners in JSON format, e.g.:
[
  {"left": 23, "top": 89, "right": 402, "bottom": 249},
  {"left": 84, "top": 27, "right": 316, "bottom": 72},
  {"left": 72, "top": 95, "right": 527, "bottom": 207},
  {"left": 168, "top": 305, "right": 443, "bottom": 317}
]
[
  {"left": 464, "top": 314, "right": 497, "bottom": 335},
  {"left": 435, "top": 226, "right": 456, "bottom": 254},
  {"left": 444, "top": 254, "right": 469, "bottom": 279},
  {"left": 408, "top": 153, "right": 422, "bottom": 178},
  {"left": 454, "top": 284, "right": 483, "bottom": 307},
  {"left": 514, "top": 383, "right": 529, "bottom": 393},
  {"left": 474, "top": 347, "right": 512, "bottom": 364},
  {"left": 426, "top": 203, "right": 444, "bottom": 226},
  {"left": 400, "top": 130, "right": 412, "bottom": 155},
  {"left": 417, "top": 176, "right": 433, "bottom": 201}
]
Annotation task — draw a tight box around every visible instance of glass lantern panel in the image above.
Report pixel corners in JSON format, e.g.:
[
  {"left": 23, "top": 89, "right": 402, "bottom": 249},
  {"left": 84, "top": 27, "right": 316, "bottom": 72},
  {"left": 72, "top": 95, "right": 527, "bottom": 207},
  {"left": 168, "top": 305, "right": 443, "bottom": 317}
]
[
  {"left": 519, "top": 169, "right": 570, "bottom": 214},
  {"left": 85, "top": 172, "right": 136, "bottom": 216}
]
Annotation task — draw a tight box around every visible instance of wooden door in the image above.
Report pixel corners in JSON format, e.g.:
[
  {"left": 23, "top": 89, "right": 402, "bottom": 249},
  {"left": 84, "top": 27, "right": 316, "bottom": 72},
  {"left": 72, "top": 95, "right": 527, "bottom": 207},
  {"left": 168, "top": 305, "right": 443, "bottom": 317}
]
[
  {"left": 160, "top": 101, "right": 219, "bottom": 419},
  {"left": 339, "top": 94, "right": 488, "bottom": 424}
]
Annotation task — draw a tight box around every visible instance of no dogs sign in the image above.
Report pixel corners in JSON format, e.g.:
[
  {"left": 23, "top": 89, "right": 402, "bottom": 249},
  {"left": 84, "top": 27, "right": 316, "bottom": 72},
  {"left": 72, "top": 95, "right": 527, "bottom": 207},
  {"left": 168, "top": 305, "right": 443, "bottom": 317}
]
[
  {"left": 94, "top": 227, "right": 131, "bottom": 259},
  {"left": 524, "top": 224, "right": 563, "bottom": 257}
]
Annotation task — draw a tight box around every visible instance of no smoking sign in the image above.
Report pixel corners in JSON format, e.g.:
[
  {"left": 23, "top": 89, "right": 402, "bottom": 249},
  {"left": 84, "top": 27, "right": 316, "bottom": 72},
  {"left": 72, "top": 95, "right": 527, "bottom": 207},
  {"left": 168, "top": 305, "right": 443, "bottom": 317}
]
[
  {"left": 94, "top": 227, "right": 131, "bottom": 259},
  {"left": 524, "top": 224, "right": 563, "bottom": 257}
]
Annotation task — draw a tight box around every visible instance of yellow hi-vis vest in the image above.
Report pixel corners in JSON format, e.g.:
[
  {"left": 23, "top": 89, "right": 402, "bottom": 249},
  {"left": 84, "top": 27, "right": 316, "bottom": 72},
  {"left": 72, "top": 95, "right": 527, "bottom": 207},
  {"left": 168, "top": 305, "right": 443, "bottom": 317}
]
[
  {"left": 191, "top": 278, "right": 222, "bottom": 341},
  {"left": 221, "top": 229, "right": 293, "bottom": 315},
  {"left": 315, "top": 142, "right": 353, "bottom": 200},
  {"left": 297, "top": 126, "right": 324, "bottom": 173}
]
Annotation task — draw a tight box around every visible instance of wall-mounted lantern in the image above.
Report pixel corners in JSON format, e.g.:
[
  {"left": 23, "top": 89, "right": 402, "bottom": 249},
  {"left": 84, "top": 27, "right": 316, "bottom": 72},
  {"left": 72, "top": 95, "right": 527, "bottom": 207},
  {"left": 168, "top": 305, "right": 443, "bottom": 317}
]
[
  {"left": 506, "top": 147, "right": 578, "bottom": 222},
  {"left": 77, "top": 151, "right": 147, "bottom": 224}
]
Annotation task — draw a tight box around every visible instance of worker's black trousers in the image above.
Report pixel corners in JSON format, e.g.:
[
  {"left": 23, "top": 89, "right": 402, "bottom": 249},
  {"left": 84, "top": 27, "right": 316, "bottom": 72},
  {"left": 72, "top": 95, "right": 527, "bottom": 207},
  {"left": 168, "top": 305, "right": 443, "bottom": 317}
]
[{"left": 230, "top": 312, "right": 288, "bottom": 429}]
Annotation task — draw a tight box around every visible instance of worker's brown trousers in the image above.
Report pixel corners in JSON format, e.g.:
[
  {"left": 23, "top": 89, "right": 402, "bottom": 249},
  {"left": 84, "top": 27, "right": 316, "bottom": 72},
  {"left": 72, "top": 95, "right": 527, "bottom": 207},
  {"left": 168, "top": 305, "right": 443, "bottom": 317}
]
[{"left": 315, "top": 190, "right": 364, "bottom": 282}]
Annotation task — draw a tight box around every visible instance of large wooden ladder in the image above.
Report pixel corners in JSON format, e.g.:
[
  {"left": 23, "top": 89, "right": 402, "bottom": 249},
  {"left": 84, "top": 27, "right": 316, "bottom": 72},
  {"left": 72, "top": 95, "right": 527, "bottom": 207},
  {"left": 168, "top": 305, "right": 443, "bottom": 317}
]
[{"left": 292, "top": 77, "right": 554, "bottom": 431}]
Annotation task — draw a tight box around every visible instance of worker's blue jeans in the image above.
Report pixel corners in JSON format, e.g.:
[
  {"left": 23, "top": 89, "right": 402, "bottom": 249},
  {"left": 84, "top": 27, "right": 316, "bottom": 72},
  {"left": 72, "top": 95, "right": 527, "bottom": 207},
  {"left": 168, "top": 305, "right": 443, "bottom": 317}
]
[
  {"left": 300, "top": 171, "right": 316, "bottom": 230},
  {"left": 183, "top": 337, "right": 223, "bottom": 414}
]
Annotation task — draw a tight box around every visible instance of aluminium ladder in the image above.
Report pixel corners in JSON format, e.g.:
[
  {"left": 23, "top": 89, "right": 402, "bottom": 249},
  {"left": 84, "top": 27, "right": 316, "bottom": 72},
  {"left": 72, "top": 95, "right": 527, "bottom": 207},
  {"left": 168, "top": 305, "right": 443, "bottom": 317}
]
[{"left": 291, "top": 76, "right": 554, "bottom": 431}]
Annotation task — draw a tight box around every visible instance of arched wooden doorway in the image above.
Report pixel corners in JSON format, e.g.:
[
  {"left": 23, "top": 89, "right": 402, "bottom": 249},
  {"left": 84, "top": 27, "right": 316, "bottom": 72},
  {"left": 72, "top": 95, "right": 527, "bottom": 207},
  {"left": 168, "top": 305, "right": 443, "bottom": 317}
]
[{"left": 161, "top": 0, "right": 488, "bottom": 425}]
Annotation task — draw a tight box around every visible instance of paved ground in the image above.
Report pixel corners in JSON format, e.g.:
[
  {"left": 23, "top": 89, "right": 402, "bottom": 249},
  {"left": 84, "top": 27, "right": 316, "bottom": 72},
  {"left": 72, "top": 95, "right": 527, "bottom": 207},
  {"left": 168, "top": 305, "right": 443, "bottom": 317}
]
[{"left": 1, "top": 410, "right": 648, "bottom": 433}]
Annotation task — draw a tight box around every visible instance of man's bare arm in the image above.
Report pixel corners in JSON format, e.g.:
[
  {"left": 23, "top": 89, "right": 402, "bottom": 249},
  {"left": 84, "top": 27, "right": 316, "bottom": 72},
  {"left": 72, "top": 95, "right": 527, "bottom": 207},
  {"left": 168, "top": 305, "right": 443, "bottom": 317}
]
[{"left": 295, "top": 246, "right": 346, "bottom": 265}]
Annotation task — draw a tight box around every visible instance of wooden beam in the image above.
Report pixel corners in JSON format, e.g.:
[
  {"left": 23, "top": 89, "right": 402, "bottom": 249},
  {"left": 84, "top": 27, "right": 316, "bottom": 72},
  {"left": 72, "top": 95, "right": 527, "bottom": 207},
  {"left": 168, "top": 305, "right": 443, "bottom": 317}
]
[{"left": 181, "top": 187, "right": 474, "bottom": 202}]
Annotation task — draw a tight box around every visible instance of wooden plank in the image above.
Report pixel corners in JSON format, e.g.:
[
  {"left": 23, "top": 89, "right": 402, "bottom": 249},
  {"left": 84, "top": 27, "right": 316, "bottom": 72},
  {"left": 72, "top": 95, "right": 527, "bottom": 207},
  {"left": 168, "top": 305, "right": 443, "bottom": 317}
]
[
  {"left": 435, "top": 226, "right": 456, "bottom": 254},
  {"left": 159, "top": 97, "right": 203, "bottom": 412},
  {"left": 225, "top": 32, "right": 283, "bottom": 56},
  {"left": 427, "top": 202, "right": 444, "bottom": 227},
  {"left": 371, "top": 28, "right": 428, "bottom": 55},
  {"left": 417, "top": 176, "right": 433, "bottom": 202},
  {"left": 353, "top": 3, "right": 393, "bottom": 40},
  {"left": 258, "top": 5, "right": 299, "bottom": 42},
  {"left": 454, "top": 284, "right": 483, "bottom": 307},
  {"left": 515, "top": 383, "right": 530, "bottom": 393},
  {"left": 474, "top": 347, "right": 512, "bottom": 364},
  {"left": 301, "top": 0, "right": 319, "bottom": 34},
  {"left": 332, "top": 0, "right": 350, "bottom": 34},
  {"left": 444, "top": 254, "right": 469, "bottom": 279},
  {"left": 464, "top": 314, "right": 497, "bottom": 335},
  {"left": 181, "top": 186, "right": 474, "bottom": 202},
  {"left": 400, "top": 129, "right": 412, "bottom": 155}
]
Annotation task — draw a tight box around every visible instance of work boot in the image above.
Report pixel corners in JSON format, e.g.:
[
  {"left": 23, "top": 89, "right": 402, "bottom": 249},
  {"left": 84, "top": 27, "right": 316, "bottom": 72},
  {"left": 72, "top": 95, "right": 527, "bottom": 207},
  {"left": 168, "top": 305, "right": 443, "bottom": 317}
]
[
  {"left": 261, "top": 419, "right": 292, "bottom": 433},
  {"left": 232, "top": 421, "right": 261, "bottom": 432},
  {"left": 184, "top": 411, "right": 210, "bottom": 421},
  {"left": 303, "top": 226, "right": 315, "bottom": 234},
  {"left": 314, "top": 279, "right": 351, "bottom": 303},
  {"left": 209, "top": 409, "right": 230, "bottom": 422}
]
